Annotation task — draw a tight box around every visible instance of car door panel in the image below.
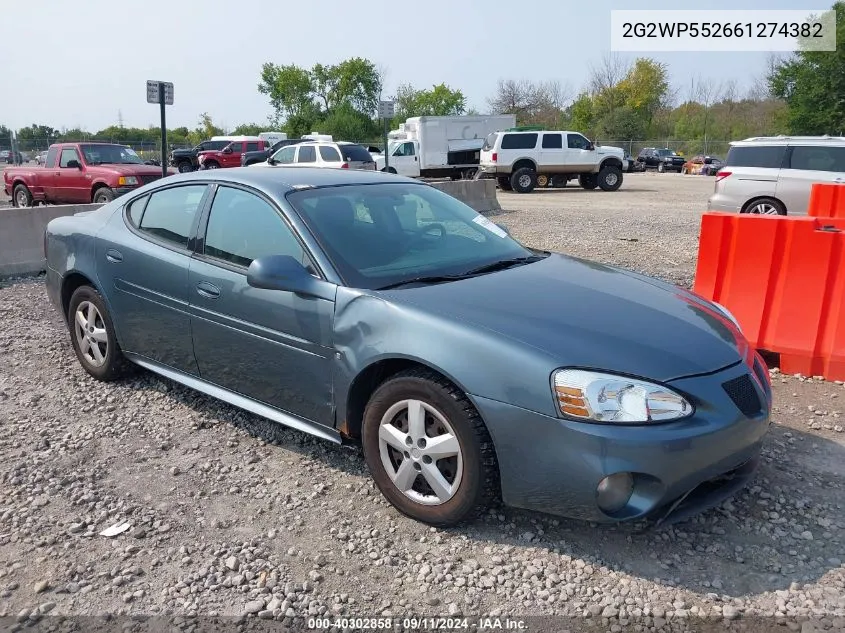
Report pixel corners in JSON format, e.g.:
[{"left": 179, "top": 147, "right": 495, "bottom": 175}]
[
  {"left": 95, "top": 185, "right": 211, "bottom": 374},
  {"left": 390, "top": 142, "right": 420, "bottom": 177},
  {"left": 776, "top": 145, "right": 845, "bottom": 215},
  {"left": 565, "top": 134, "right": 594, "bottom": 171},
  {"left": 539, "top": 134, "right": 566, "bottom": 172},
  {"left": 56, "top": 147, "right": 90, "bottom": 203},
  {"left": 188, "top": 185, "right": 335, "bottom": 426}
]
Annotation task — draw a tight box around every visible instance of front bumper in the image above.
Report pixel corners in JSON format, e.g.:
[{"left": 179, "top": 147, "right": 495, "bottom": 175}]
[{"left": 472, "top": 360, "right": 771, "bottom": 523}]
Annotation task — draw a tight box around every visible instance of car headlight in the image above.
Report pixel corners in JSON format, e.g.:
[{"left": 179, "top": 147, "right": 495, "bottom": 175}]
[
  {"left": 553, "top": 369, "right": 692, "bottom": 424},
  {"left": 712, "top": 302, "right": 742, "bottom": 332},
  {"left": 118, "top": 176, "right": 138, "bottom": 186}
]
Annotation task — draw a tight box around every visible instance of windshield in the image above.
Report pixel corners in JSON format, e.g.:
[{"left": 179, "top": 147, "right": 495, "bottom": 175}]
[
  {"left": 657, "top": 149, "right": 678, "bottom": 156},
  {"left": 482, "top": 132, "right": 498, "bottom": 151},
  {"left": 287, "top": 183, "right": 535, "bottom": 290},
  {"left": 80, "top": 144, "right": 144, "bottom": 165}
]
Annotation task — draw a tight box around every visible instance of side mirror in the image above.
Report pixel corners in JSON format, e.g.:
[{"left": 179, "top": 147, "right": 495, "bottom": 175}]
[
  {"left": 66, "top": 159, "right": 82, "bottom": 169},
  {"left": 267, "top": 157, "right": 276, "bottom": 165},
  {"left": 247, "top": 255, "right": 336, "bottom": 300}
]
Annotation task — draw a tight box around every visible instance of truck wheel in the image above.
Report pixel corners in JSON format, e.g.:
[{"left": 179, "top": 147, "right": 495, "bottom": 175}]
[
  {"left": 204, "top": 161, "right": 220, "bottom": 170},
  {"left": 497, "top": 177, "right": 513, "bottom": 191},
  {"left": 177, "top": 161, "right": 194, "bottom": 173},
  {"left": 598, "top": 166, "right": 623, "bottom": 191},
  {"left": 93, "top": 188, "right": 115, "bottom": 204},
  {"left": 13, "top": 184, "right": 33, "bottom": 207},
  {"left": 510, "top": 167, "right": 536, "bottom": 194},
  {"left": 536, "top": 174, "right": 549, "bottom": 187},
  {"left": 550, "top": 175, "right": 567, "bottom": 188},
  {"left": 578, "top": 174, "right": 598, "bottom": 190},
  {"left": 382, "top": 167, "right": 397, "bottom": 174}
]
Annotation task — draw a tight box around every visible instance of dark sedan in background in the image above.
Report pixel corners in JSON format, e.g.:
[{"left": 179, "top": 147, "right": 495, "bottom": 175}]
[
  {"left": 637, "top": 147, "right": 686, "bottom": 173},
  {"left": 44, "top": 167, "right": 772, "bottom": 527}
]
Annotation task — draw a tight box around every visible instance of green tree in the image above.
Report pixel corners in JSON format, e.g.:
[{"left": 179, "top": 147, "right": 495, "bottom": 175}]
[
  {"left": 394, "top": 83, "right": 466, "bottom": 119},
  {"left": 232, "top": 123, "right": 265, "bottom": 136},
  {"left": 617, "top": 58, "right": 669, "bottom": 135},
  {"left": 769, "top": 2, "right": 845, "bottom": 134},
  {"left": 319, "top": 103, "right": 379, "bottom": 142}
]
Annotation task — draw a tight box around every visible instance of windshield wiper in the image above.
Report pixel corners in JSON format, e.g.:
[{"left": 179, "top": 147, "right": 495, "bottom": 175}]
[
  {"left": 376, "top": 274, "right": 467, "bottom": 290},
  {"left": 460, "top": 254, "right": 545, "bottom": 276}
]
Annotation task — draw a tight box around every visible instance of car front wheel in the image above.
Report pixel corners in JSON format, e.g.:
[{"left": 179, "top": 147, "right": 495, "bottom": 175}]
[
  {"left": 362, "top": 369, "right": 499, "bottom": 527},
  {"left": 598, "top": 166, "right": 623, "bottom": 191}
]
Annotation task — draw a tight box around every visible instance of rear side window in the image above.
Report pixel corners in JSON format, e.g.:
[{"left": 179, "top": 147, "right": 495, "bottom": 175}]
[
  {"left": 542, "top": 134, "right": 562, "bottom": 149},
  {"left": 297, "top": 146, "right": 317, "bottom": 163},
  {"left": 500, "top": 134, "right": 537, "bottom": 150},
  {"left": 725, "top": 146, "right": 786, "bottom": 169},
  {"left": 340, "top": 144, "right": 373, "bottom": 161},
  {"left": 246, "top": 142, "right": 261, "bottom": 152},
  {"left": 138, "top": 185, "right": 208, "bottom": 247},
  {"left": 788, "top": 145, "right": 845, "bottom": 172},
  {"left": 319, "top": 145, "right": 341, "bottom": 162}
]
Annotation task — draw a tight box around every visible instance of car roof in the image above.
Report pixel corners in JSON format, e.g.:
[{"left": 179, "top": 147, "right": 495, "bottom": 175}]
[
  {"left": 157, "top": 166, "right": 415, "bottom": 193},
  {"left": 731, "top": 135, "right": 845, "bottom": 146}
]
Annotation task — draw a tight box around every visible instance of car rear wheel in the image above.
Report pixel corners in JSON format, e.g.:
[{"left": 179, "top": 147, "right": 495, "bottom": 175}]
[
  {"left": 742, "top": 197, "right": 786, "bottom": 216},
  {"left": 177, "top": 161, "right": 194, "bottom": 173},
  {"left": 579, "top": 174, "right": 598, "bottom": 190},
  {"left": 497, "top": 177, "right": 513, "bottom": 191},
  {"left": 510, "top": 167, "right": 536, "bottom": 194},
  {"left": 362, "top": 368, "right": 499, "bottom": 527},
  {"left": 93, "top": 188, "right": 115, "bottom": 204},
  {"left": 67, "top": 286, "right": 131, "bottom": 382},
  {"left": 598, "top": 166, "right": 623, "bottom": 191},
  {"left": 13, "top": 184, "right": 32, "bottom": 207},
  {"left": 204, "top": 161, "right": 220, "bottom": 170}
]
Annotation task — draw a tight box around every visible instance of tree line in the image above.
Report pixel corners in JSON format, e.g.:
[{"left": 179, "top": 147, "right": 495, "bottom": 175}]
[{"left": 3, "top": 2, "right": 842, "bottom": 157}]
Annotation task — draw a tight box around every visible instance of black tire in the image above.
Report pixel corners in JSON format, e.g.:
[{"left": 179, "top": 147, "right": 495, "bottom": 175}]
[
  {"left": 67, "top": 286, "right": 131, "bottom": 382},
  {"left": 204, "top": 161, "right": 220, "bottom": 170},
  {"left": 741, "top": 197, "right": 787, "bottom": 216},
  {"left": 93, "top": 188, "right": 115, "bottom": 204},
  {"left": 510, "top": 167, "right": 536, "bottom": 194},
  {"left": 384, "top": 167, "right": 397, "bottom": 174},
  {"left": 578, "top": 174, "right": 599, "bottom": 190},
  {"left": 598, "top": 165, "right": 623, "bottom": 192},
  {"left": 13, "top": 183, "right": 32, "bottom": 207},
  {"left": 177, "top": 161, "right": 194, "bottom": 173},
  {"left": 361, "top": 368, "right": 499, "bottom": 527},
  {"left": 550, "top": 175, "right": 568, "bottom": 188},
  {"left": 497, "top": 177, "right": 513, "bottom": 191}
]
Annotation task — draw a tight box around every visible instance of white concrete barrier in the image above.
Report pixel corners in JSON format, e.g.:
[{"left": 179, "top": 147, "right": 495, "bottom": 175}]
[
  {"left": 428, "top": 180, "right": 501, "bottom": 214},
  {"left": 0, "top": 204, "right": 103, "bottom": 277}
]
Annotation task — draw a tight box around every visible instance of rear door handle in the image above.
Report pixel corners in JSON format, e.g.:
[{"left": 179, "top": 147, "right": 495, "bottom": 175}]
[
  {"left": 105, "top": 249, "right": 123, "bottom": 263},
  {"left": 196, "top": 281, "right": 220, "bottom": 299}
]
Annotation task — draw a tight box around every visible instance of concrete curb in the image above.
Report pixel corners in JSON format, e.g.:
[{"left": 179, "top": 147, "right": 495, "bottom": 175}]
[
  {"left": 0, "top": 204, "right": 103, "bottom": 277},
  {"left": 429, "top": 180, "right": 501, "bottom": 214}
]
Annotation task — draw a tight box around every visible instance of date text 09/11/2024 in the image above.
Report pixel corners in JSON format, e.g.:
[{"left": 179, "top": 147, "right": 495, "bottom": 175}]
[{"left": 307, "top": 617, "right": 528, "bottom": 630}]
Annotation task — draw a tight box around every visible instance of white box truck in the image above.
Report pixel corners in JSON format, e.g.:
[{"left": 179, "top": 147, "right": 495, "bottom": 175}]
[{"left": 375, "top": 115, "right": 516, "bottom": 179}]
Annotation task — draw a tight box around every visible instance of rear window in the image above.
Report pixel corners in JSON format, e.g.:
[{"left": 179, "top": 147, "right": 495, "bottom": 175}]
[
  {"left": 482, "top": 132, "right": 498, "bottom": 150},
  {"left": 500, "top": 133, "right": 538, "bottom": 150},
  {"left": 725, "top": 145, "right": 786, "bottom": 169},
  {"left": 340, "top": 144, "right": 373, "bottom": 162}
]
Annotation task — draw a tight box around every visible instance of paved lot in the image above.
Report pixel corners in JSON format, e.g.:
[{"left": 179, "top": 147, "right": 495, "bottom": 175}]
[{"left": 1, "top": 173, "right": 844, "bottom": 632}]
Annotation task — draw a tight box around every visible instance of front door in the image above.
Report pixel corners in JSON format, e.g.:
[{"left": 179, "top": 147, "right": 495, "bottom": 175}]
[
  {"left": 564, "top": 133, "right": 595, "bottom": 172},
  {"left": 188, "top": 184, "right": 335, "bottom": 426},
  {"left": 95, "top": 183, "right": 211, "bottom": 374},
  {"left": 391, "top": 141, "right": 420, "bottom": 177},
  {"left": 53, "top": 147, "right": 90, "bottom": 203}
]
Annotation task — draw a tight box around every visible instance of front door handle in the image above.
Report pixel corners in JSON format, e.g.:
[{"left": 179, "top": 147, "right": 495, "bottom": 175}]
[
  {"left": 105, "top": 249, "right": 123, "bottom": 263},
  {"left": 196, "top": 281, "right": 220, "bottom": 299}
]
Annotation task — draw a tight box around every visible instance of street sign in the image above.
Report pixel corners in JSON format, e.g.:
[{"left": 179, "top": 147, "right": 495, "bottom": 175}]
[
  {"left": 146, "top": 80, "right": 174, "bottom": 105},
  {"left": 378, "top": 100, "right": 395, "bottom": 119}
]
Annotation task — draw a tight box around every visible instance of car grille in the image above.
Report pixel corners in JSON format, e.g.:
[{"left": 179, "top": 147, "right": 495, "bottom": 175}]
[
  {"left": 722, "top": 374, "right": 762, "bottom": 417},
  {"left": 138, "top": 175, "right": 163, "bottom": 185}
]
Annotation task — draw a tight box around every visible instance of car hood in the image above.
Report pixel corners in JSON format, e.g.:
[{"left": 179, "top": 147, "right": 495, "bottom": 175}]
[
  {"left": 378, "top": 254, "right": 744, "bottom": 383},
  {"left": 597, "top": 145, "right": 624, "bottom": 158}
]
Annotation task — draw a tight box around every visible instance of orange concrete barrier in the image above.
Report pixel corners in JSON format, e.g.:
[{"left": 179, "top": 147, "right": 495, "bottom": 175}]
[
  {"left": 808, "top": 182, "right": 845, "bottom": 219},
  {"left": 693, "top": 212, "right": 845, "bottom": 380}
]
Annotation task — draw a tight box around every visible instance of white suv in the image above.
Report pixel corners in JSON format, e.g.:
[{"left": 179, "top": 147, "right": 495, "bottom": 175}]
[
  {"left": 252, "top": 141, "right": 376, "bottom": 171},
  {"left": 708, "top": 136, "right": 845, "bottom": 215},
  {"left": 478, "top": 130, "right": 626, "bottom": 193}
]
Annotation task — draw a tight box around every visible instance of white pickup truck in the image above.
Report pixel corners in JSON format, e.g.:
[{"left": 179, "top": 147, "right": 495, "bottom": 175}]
[
  {"left": 479, "top": 129, "right": 627, "bottom": 193},
  {"left": 375, "top": 115, "right": 516, "bottom": 179}
]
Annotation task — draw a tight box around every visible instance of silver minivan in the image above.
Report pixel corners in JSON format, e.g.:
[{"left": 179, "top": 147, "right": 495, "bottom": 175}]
[{"left": 707, "top": 136, "right": 845, "bottom": 215}]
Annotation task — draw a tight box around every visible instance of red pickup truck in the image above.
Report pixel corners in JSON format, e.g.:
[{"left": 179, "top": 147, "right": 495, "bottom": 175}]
[
  {"left": 197, "top": 137, "right": 268, "bottom": 170},
  {"left": 3, "top": 142, "right": 175, "bottom": 207}
]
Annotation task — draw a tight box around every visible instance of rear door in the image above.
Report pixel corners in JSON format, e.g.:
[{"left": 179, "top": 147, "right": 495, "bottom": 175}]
[
  {"left": 294, "top": 144, "right": 318, "bottom": 167},
  {"left": 776, "top": 145, "right": 845, "bottom": 214},
  {"left": 340, "top": 144, "right": 377, "bottom": 171},
  {"left": 539, "top": 133, "right": 565, "bottom": 172}
]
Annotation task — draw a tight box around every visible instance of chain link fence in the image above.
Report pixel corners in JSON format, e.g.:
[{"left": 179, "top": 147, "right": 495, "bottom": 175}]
[{"left": 597, "top": 140, "right": 732, "bottom": 159}]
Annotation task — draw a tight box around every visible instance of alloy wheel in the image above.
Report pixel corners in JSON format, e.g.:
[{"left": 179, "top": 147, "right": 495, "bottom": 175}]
[
  {"left": 74, "top": 301, "right": 108, "bottom": 368},
  {"left": 377, "top": 399, "right": 463, "bottom": 506}
]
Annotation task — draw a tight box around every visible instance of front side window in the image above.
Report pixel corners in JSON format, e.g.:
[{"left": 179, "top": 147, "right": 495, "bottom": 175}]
[
  {"left": 59, "top": 148, "right": 80, "bottom": 167},
  {"left": 567, "top": 134, "right": 591, "bottom": 150},
  {"left": 137, "top": 185, "right": 208, "bottom": 247},
  {"left": 273, "top": 146, "right": 296, "bottom": 164},
  {"left": 203, "top": 186, "right": 308, "bottom": 268},
  {"left": 287, "top": 183, "right": 536, "bottom": 290}
]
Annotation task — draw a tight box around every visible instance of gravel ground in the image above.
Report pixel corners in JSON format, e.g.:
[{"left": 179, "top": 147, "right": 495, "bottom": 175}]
[{"left": 1, "top": 173, "right": 844, "bottom": 632}]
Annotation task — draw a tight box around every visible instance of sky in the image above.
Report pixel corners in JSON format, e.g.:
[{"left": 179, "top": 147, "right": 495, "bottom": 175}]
[{"left": 3, "top": 0, "right": 825, "bottom": 132}]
